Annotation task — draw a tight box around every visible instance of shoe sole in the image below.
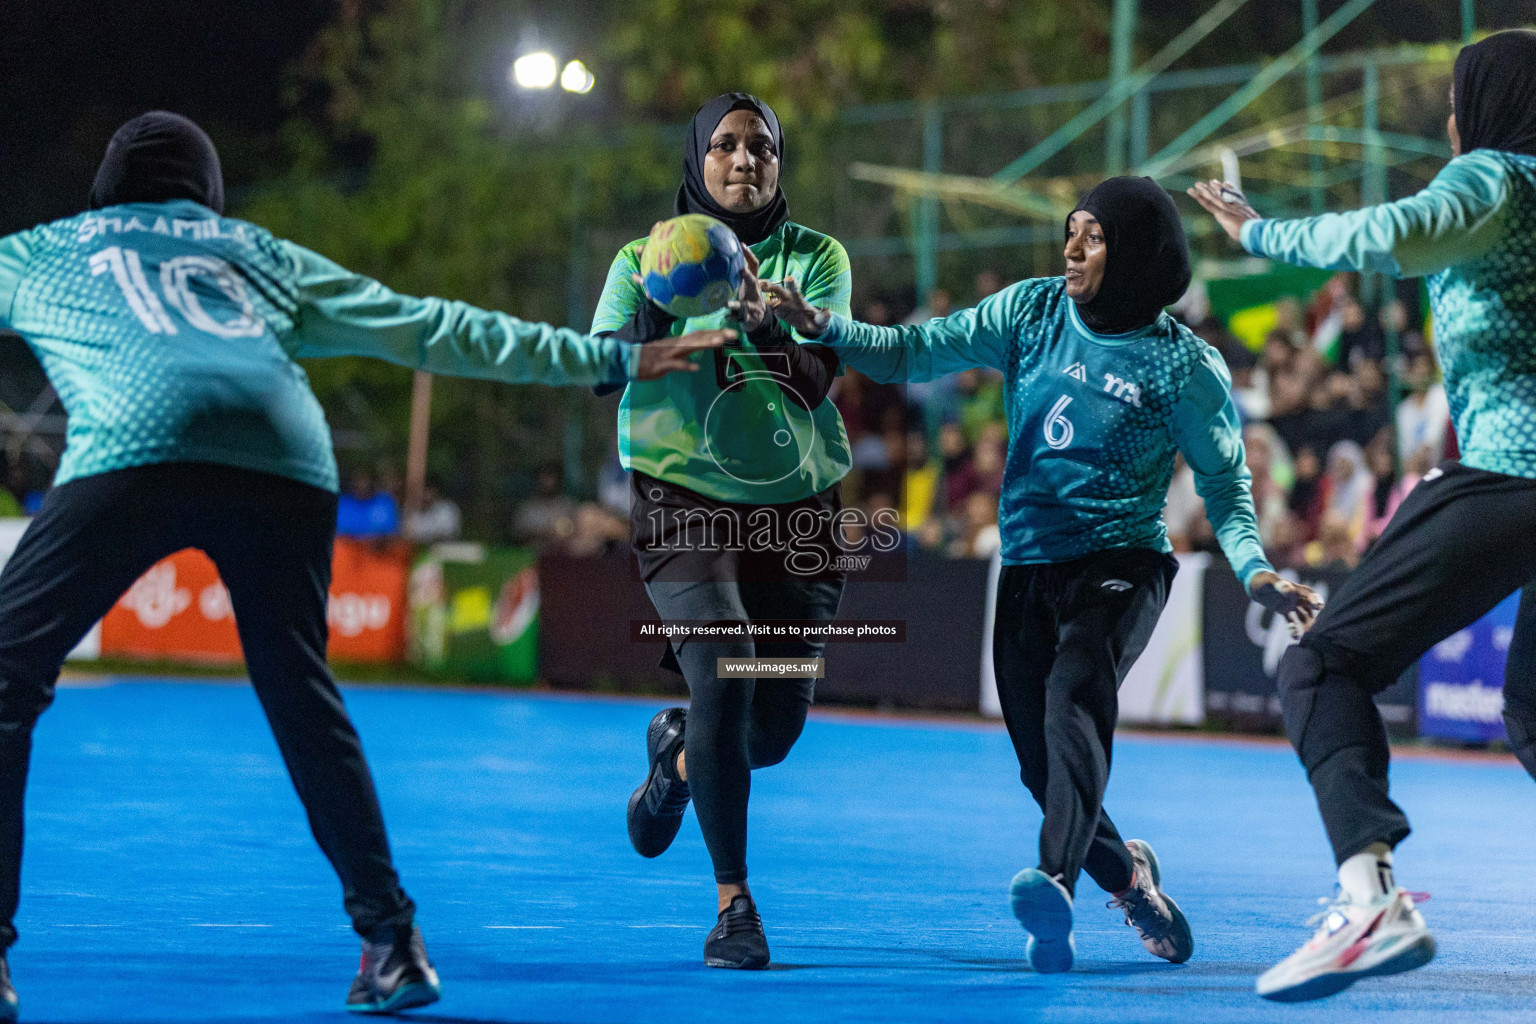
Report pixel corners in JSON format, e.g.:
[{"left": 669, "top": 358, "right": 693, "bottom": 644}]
[
  {"left": 1010, "top": 869, "right": 1075, "bottom": 974},
  {"left": 1259, "top": 933, "right": 1437, "bottom": 1002},
  {"left": 705, "top": 955, "right": 771, "bottom": 970},
  {"left": 345, "top": 980, "right": 442, "bottom": 1014},
  {"left": 1126, "top": 839, "right": 1194, "bottom": 964}
]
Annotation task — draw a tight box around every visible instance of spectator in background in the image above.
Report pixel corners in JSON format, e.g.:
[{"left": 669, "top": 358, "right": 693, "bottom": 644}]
[
  {"left": 901, "top": 430, "right": 939, "bottom": 535},
  {"left": 948, "top": 490, "right": 999, "bottom": 559},
  {"left": 1288, "top": 445, "right": 1324, "bottom": 538},
  {"left": 403, "top": 481, "right": 461, "bottom": 545},
  {"left": 955, "top": 367, "right": 1005, "bottom": 442},
  {"left": 1364, "top": 430, "right": 1398, "bottom": 543},
  {"left": 1335, "top": 296, "right": 1386, "bottom": 369},
  {"left": 938, "top": 421, "right": 973, "bottom": 512},
  {"left": 563, "top": 502, "right": 630, "bottom": 558},
  {"left": 336, "top": 470, "right": 400, "bottom": 539},
  {"left": 1243, "top": 424, "right": 1298, "bottom": 556},
  {"left": 1374, "top": 445, "right": 1433, "bottom": 540},
  {"left": 1320, "top": 440, "right": 1375, "bottom": 550},
  {"left": 944, "top": 422, "right": 1005, "bottom": 513},
  {"left": 973, "top": 269, "right": 1005, "bottom": 304},
  {"left": 902, "top": 287, "right": 953, "bottom": 326},
  {"left": 1274, "top": 295, "right": 1309, "bottom": 350},
  {"left": 512, "top": 462, "right": 576, "bottom": 545},
  {"left": 1395, "top": 353, "right": 1450, "bottom": 465},
  {"left": 1163, "top": 452, "right": 1204, "bottom": 553},
  {"left": 1307, "top": 512, "right": 1361, "bottom": 571}
]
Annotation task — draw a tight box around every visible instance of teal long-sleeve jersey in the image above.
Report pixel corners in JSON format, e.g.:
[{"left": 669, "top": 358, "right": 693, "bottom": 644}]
[
  {"left": 0, "top": 200, "right": 637, "bottom": 492},
  {"left": 822, "top": 277, "right": 1272, "bottom": 588},
  {"left": 1242, "top": 149, "right": 1536, "bottom": 479}
]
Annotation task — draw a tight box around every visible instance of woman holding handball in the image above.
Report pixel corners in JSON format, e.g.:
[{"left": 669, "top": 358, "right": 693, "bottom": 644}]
[
  {"left": 590, "top": 93, "right": 855, "bottom": 969},
  {"left": 752, "top": 176, "right": 1322, "bottom": 973}
]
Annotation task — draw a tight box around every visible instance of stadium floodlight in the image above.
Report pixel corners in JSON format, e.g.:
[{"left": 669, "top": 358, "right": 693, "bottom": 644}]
[
  {"left": 560, "top": 60, "right": 595, "bottom": 94},
  {"left": 512, "top": 52, "right": 558, "bottom": 90}
]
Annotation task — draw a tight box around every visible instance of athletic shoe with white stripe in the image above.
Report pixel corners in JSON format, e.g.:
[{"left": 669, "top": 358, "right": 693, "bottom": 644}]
[
  {"left": 1257, "top": 887, "right": 1435, "bottom": 1002},
  {"left": 1010, "top": 868, "right": 1075, "bottom": 973}
]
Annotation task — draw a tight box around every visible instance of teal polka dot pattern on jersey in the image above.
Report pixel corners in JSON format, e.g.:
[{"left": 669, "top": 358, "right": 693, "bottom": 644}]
[
  {"left": 995, "top": 280, "right": 1208, "bottom": 564},
  {"left": 1427, "top": 152, "right": 1536, "bottom": 480},
  {"left": 3, "top": 201, "right": 338, "bottom": 491}
]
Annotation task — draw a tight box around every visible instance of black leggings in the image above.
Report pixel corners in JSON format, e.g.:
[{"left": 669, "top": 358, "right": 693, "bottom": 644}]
[
  {"left": 0, "top": 463, "right": 415, "bottom": 950},
  {"left": 992, "top": 549, "right": 1175, "bottom": 896},
  {"left": 1277, "top": 461, "right": 1536, "bottom": 863},
  {"left": 644, "top": 576, "right": 841, "bottom": 884}
]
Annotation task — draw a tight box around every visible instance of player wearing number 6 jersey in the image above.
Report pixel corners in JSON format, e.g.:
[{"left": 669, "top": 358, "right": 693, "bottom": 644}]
[
  {"left": 0, "top": 112, "right": 724, "bottom": 1021},
  {"left": 757, "top": 176, "right": 1322, "bottom": 973}
]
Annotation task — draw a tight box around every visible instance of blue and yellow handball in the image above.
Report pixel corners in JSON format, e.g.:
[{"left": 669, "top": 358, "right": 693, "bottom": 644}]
[{"left": 639, "top": 213, "right": 745, "bottom": 319}]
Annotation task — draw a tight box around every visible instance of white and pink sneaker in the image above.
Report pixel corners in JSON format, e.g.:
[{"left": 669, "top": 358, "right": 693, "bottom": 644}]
[{"left": 1257, "top": 887, "right": 1435, "bottom": 1001}]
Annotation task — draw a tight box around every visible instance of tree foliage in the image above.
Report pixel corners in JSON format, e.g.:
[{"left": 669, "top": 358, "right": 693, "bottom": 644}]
[{"left": 237, "top": 0, "right": 1111, "bottom": 536}]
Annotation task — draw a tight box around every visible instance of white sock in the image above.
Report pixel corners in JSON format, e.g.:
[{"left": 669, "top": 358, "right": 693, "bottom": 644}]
[{"left": 1337, "top": 843, "right": 1395, "bottom": 903}]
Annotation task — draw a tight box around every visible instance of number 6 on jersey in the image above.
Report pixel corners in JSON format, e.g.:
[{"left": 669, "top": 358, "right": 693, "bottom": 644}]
[{"left": 1043, "top": 394, "right": 1074, "bottom": 450}]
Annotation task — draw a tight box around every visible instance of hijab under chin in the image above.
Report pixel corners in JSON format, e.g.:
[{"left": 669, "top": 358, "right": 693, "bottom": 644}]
[
  {"left": 675, "top": 93, "right": 789, "bottom": 246},
  {"left": 1453, "top": 30, "right": 1536, "bottom": 158},
  {"left": 90, "top": 111, "right": 225, "bottom": 214},
  {"left": 1068, "top": 176, "right": 1191, "bottom": 335}
]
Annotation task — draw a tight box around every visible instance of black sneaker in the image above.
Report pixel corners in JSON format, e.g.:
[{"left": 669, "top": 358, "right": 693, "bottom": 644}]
[
  {"left": 704, "top": 895, "right": 770, "bottom": 969},
  {"left": 1, "top": 954, "right": 16, "bottom": 1022},
  {"left": 344, "top": 922, "right": 441, "bottom": 1015},
  {"left": 627, "top": 707, "right": 690, "bottom": 857},
  {"left": 1106, "top": 839, "right": 1194, "bottom": 964}
]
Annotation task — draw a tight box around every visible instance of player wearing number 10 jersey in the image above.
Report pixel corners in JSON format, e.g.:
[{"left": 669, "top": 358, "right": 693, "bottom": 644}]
[
  {"left": 0, "top": 112, "right": 722, "bottom": 1020},
  {"left": 762, "top": 177, "right": 1321, "bottom": 973}
]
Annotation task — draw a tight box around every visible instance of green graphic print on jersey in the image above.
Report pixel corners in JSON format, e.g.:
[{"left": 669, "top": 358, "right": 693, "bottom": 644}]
[
  {"left": 823, "top": 277, "right": 1271, "bottom": 586},
  {"left": 592, "top": 221, "right": 852, "bottom": 505},
  {"left": 1243, "top": 149, "right": 1536, "bottom": 479},
  {"left": 0, "top": 200, "right": 634, "bottom": 492}
]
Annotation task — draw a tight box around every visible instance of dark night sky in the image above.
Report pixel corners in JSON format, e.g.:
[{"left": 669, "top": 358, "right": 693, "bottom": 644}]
[
  {"left": 1, "top": 0, "right": 1532, "bottom": 236},
  {"left": 0, "top": 0, "right": 335, "bottom": 234}
]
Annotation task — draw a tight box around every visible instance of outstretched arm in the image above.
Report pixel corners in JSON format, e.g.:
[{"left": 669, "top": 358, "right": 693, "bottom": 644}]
[
  {"left": 1171, "top": 349, "right": 1322, "bottom": 635},
  {"left": 764, "top": 278, "right": 1041, "bottom": 384},
  {"left": 1189, "top": 150, "right": 1512, "bottom": 279},
  {"left": 280, "top": 241, "right": 724, "bottom": 386}
]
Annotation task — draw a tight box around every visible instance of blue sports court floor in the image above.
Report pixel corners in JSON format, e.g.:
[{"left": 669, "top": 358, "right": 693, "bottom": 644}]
[{"left": 10, "top": 678, "right": 1536, "bottom": 1023}]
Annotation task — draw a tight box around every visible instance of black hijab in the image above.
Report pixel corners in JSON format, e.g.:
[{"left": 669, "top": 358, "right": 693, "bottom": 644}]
[
  {"left": 1067, "top": 176, "right": 1191, "bottom": 334},
  {"left": 1453, "top": 30, "right": 1536, "bottom": 158},
  {"left": 89, "top": 111, "right": 225, "bottom": 214},
  {"left": 675, "top": 93, "right": 789, "bottom": 246}
]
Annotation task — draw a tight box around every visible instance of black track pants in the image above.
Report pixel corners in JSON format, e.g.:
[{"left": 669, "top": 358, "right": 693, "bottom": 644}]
[
  {"left": 0, "top": 463, "right": 415, "bottom": 950},
  {"left": 1276, "top": 461, "right": 1536, "bottom": 863},
  {"left": 643, "top": 576, "right": 842, "bottom": 885},
  {"left": 992, "top": 548, "right": 1175, "bottom": 896}
]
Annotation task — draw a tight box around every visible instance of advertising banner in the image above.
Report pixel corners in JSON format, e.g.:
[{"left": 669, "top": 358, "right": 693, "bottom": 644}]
[
  {"left": 1417, "top": 591, "right": 1517, "bottom": 743},
  {"left": 1203, "top": 564, "right": 1417, "bottom": 735},
  {"left": 409, "top": 544, "right": 539, "bottom": 682},
  {"left": 98, "top": 539, "right": 409, "bottom": 665}
]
